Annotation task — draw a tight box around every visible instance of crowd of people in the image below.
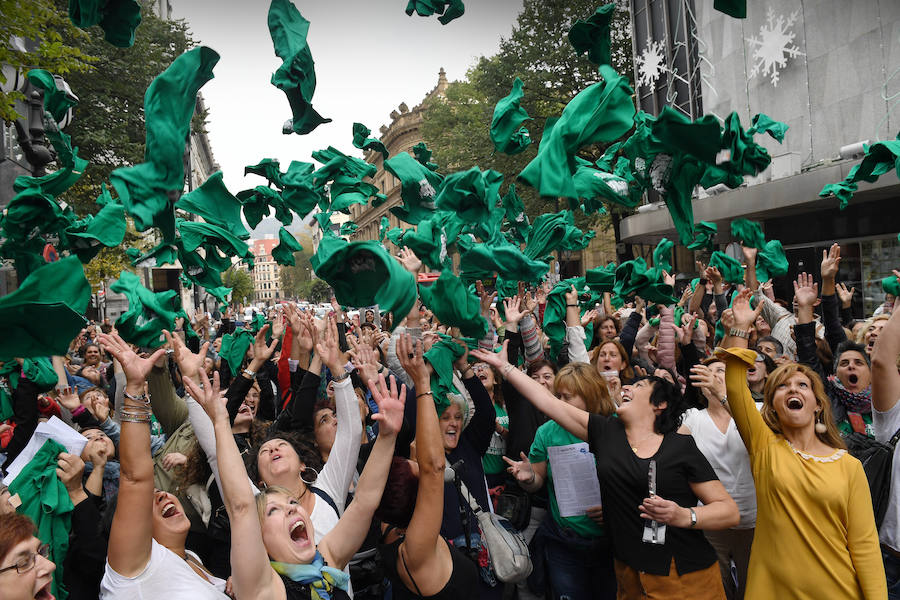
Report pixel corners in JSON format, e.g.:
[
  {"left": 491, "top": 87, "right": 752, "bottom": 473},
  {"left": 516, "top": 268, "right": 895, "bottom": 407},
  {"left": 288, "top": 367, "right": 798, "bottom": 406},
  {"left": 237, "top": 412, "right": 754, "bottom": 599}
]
[{"left": 1, "top": 242, "right": 898, "bottom": 600}]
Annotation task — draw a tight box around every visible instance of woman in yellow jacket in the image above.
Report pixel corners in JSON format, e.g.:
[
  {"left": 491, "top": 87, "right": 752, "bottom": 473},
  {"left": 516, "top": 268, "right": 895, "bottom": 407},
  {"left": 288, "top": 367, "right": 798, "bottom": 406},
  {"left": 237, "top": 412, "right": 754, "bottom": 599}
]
[{"left": 716, "top": 288, "right": 886, "bottom": 600}]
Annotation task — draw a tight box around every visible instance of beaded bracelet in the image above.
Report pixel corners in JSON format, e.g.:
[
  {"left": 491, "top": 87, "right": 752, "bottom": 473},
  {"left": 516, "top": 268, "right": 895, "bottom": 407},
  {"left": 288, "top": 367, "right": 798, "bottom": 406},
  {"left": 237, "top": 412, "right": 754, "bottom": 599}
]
[{"left": 123, "top": 390, "right": 151, "bottom": 406}]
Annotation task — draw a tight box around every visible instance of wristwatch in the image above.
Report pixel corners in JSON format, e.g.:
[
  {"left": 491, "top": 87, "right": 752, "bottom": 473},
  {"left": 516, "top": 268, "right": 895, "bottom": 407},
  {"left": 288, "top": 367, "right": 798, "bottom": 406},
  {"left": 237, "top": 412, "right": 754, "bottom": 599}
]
[
  {"left": 242, "top": 368, "right": 256, "bottom": 379},
  {"left": 728, "top": 327, "right": 750, "bottom": 339},
  {"left": 689, "top": 507, "right": 698, "bottom": 528}
]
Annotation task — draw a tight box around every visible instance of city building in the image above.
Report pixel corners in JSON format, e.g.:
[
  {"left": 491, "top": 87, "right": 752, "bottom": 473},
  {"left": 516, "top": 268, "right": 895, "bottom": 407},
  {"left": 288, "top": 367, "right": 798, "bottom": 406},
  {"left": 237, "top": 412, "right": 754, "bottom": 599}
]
[
  {"left": 622, "top": 0, "right": 900, "bottom": 313},
  {"left": 249, "top": 237, "right": 283, "bottom": 305}
]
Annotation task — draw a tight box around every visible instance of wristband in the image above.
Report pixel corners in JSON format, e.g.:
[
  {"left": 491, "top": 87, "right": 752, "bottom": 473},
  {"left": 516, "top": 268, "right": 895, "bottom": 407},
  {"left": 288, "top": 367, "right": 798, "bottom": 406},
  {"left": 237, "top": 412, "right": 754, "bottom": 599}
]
[
  {"left": 502, "top": 363, "right": 514, "bottom": 378},
  {"left": 332, "top": 370, "right": 351, "bottom": 383},
  {"left": 526, "top": 469, "right": 536, "bottom": 485},
  {"left": 566, "top": 303, "right": 579, "bottom": 307},
  {"left": 70, "top": 405, "right": 86, "bottom": 417},
  {"left": 242, "top": 368, "right": 256, "bottom": 379},
  {"left": 416, "top": 391, "right": 433, "bottom": 400},
  {"left": 123, "top": 390, "right": 149, "bottom": 404},
  {"left": 728, "top": 327, "right": 750, "bottom": 339},
  {"left": 689, "top": 507, "right": 698, "bottom": 528}
]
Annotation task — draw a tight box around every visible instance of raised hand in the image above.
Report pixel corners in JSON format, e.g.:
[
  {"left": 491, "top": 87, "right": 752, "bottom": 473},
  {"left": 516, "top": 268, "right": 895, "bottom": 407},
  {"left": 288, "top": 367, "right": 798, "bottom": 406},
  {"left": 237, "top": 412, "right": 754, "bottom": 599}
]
[
  {"left": 489, "top": 306, "right": 503, "bottom": 331},
  {"left": 470, "top": 339, "right": 511, "bottom": 372},
  {"left": 792, "top": 272, "right": 819, "bottom": 309},
  {"left": 397, "top": 333, "right": 431, "bottom": 387},
  {"left": 662, "top": 270, "right": 675, "bottom": 288},
  {"left": 83, "top": 438, "right": 110, "bottom": 468},
  {"left": 396, "top": 247, "right": 422, "bottom": 274},
  {"left": 56, "top": 386, "right": 81, "bottom": 413},
  {"left": 250, "top": 324, "right": 279, "bottom": 364},
  {"left": 56, "top": 452, "right": 86, "bottom": 496},
  {"left": 836, "top": 282, "right": 855, "bottom": 308},
  {"left": 270, "top": 306, "right": 286, "bottom": 339},
  {"left": 565, "top": 285, "right": 579, "bottom": 307},
  {"left": 475, "top": 280, "right": 497, "bottom": 316},
  {"left": 368, "top": 373, "right": 406, "bottom": 438},
  {"left": 741, "top": 244, "right": 758, "bottom": 267},
  {"left": 729, "top": 289, "right": 762, "bottom": 330},
  {"left": 162, "top": 452, "right": 188, "bottom": 470},
  {"left": 348, "top": 335, "right": 379, "bottom": 384},
  {"left": 820, "top": 243, "right": 841, "bottom": 280},
  {"left": 315, "top": 314, "right": 346, "bottom": 375},
  {"left": 504, "top": 295, "right": 527, "bottom": 325},
  {"left": 502, "top": 452, "right": 536, "bottom": 485},
  {"left": 97, "top": 332, "right": 164, "bottom": 389},
  {"left": 690, "top": 364, "right": 725, "bottom": 403},
  {"left": 581, "top": 308, "right": 599, "bottom": 327},
  {"left": 183, "top": 369, "right": 227, "bottom": 425},
  {"left": 164, "top": 330, "right": 210, "bottom": 383}
]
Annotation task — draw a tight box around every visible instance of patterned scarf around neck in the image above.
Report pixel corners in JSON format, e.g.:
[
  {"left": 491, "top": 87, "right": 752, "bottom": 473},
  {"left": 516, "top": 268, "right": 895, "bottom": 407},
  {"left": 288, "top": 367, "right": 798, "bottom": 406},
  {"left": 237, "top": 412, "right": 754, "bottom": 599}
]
[
  {"left": 271, "top": 551, "right": 350, "bottom": 600},
  {"left": 828, "top": 375, "right": 872, "bottom": 414}
]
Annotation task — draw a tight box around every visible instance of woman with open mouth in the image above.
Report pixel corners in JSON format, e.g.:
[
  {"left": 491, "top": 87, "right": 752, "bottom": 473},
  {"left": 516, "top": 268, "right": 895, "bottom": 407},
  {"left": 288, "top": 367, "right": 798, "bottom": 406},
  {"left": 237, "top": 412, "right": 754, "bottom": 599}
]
[
  {"left": 717, "top": 289, "right": 886, "bottom": 600},
  {"left": 97, "top": 332, "right": 230, "bottom": 599},
  {"left": 180, "top": 339, "right": 404, "bottom": 600},
  {"left": 0, "top": 514, "right": 56, "bottom": 600}
]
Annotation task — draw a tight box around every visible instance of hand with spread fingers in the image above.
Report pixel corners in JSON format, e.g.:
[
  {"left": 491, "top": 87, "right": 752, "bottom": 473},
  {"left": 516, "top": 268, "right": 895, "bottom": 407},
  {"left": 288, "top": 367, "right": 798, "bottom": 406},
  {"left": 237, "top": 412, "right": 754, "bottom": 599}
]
[
  {"left": 397, "top": 333, "right": 430, "bottom": 388},
  {"left": 316, "top": 314, "right": 347, "bottom": 375},
  {"left": 367, "top": 373, "right": 406, "bottom": 438},
  {"left": 163, "top": 329, "right": 210, "bottom": 384},
  {"left": 183, "top": 369, "right": 227, "bottom": 425},
  {"left": 98, "top": 332, "right": 165, "bottom": 390}
]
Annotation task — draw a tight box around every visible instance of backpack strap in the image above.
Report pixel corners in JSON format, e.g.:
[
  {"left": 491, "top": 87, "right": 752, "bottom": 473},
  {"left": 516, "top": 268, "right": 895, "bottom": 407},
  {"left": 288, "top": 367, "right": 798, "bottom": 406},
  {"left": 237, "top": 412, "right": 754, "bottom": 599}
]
[
  {"left": 311, "top": 486, "right": 340, "bottom": 514},
  {"left": 890, "top": 426, "right": 900, "bottom": 448}
]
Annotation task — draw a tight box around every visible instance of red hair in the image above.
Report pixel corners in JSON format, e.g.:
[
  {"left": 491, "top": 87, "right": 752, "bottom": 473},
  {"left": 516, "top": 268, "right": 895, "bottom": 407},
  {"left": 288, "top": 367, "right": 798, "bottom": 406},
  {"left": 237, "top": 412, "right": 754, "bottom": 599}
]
[{"left": 0, "top": 513, "right": 36, "bottom": 564}]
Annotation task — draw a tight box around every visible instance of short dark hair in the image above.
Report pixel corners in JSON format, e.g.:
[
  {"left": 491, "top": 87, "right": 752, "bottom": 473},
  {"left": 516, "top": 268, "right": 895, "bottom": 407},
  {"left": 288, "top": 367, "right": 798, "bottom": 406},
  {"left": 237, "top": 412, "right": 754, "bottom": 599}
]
[
  {"left": 833, "top": 341, "right": 871, "bottom": 373},
  {"left": 643, "top": 376, "right": 686, "bottom": 434},
  {"left": 375, "top": 457, "right": 418, "bottom": 528},
  {"left": 758, "top": 336, "right": 784, "bottom": 356},
  {"left": 526, "top": 359, "right": 558, "bottom": 377}
]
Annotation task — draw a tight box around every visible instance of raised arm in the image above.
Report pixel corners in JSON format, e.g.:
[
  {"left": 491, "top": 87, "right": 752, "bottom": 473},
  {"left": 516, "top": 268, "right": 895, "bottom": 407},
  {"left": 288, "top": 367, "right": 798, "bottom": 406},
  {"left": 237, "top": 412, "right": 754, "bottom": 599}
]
[
  {"left": 715, "top": 290, "right": 772, "bottom": 454},
  {"left": 183, "top": 371, "right": 280, "bottom": 600},
  {"left": 98, "top": 332, "right": 166, "bottom": 577},
  {"left": 319, "top": 373, "right": 404, "bottom": 569},
  {"left": 820, "top": 244, "right": 848, "bottom": 352},
  {"left": 872, "top": 280, "right": 900, "bottom": 413},
  {"left": 472, "top": 340, "right": 589, "bottom": 440},
  {"left": 793, "top": 273, "right": 827, "bottom": 383}
]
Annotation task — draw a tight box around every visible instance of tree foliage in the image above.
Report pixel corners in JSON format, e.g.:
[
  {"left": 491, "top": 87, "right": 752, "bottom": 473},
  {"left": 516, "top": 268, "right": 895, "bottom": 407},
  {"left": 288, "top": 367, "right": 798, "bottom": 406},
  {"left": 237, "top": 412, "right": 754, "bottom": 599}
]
[
  {"left": 0, "top": 0, "right": 96, "bottom": 123},
  {"left": 420, "top": 0, "right": 634, "bottom": 227},
  {"left": 303, "top": 279, "right": 332, "bottom": 304},
  {"left": 53, "top": 0, "right": 197, "bottom": 217},
  {"left": 279, "top": 234, "right": 316, "bottom": 298},
  {"left": 222, "top": 267, "right": 253, "bottom": 305}
]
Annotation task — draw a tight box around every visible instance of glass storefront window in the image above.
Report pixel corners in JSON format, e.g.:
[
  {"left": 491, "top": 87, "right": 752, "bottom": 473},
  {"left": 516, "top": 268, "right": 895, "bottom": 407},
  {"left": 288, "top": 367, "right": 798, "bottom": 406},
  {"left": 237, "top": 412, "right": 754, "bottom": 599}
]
[{"left": 860, "top": 238, "right": 900, "bottom": 316}]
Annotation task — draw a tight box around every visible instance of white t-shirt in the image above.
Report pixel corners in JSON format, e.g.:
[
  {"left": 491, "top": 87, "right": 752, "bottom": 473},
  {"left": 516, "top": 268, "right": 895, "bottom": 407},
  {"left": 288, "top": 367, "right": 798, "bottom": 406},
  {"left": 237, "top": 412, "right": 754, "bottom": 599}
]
[
  {"left": 872, "top": 399, "right": 900, "bottom": 551},
  {"left": 100, "top": 539, "right": 228, "bottom": 599},
  {"left": 683, "top": 406, "right": 761, "bottom": 529}
]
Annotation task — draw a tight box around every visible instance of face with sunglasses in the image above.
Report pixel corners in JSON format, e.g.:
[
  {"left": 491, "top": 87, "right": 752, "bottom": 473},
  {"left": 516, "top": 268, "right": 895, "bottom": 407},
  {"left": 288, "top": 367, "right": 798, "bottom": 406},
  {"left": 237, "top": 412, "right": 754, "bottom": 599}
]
[{"left": 0, "top": 537, "right": 55, "bottom": 600}]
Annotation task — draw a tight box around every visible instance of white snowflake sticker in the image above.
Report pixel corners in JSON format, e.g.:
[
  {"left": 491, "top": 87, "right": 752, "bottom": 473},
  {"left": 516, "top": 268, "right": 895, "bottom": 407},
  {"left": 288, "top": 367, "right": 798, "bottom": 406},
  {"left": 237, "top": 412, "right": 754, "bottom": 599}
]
[
  {"left": 636, "top": 39, "right": 667, "bottom": 89},
  {"left": 746, "top": 7, "right": 804, "bottom": 87}
]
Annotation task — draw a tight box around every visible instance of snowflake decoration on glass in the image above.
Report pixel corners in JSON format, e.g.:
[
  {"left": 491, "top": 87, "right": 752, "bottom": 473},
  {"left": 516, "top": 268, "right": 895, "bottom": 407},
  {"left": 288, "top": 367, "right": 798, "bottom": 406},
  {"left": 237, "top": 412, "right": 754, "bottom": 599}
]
[
  {"left": 746, "top": 7, "right": 804, "bottom": 87},
  {"left": 636, "top": 39, "right": 667, "bottom": 89}
]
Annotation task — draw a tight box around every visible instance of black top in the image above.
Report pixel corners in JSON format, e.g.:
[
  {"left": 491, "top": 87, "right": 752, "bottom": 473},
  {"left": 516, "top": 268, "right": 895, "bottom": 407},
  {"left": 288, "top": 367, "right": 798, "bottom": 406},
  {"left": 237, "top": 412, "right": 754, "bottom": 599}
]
[
  {"left": 279, "top": 573, "right": 351, "bottom": 600},
  {"left": 379, "top": 538, "right": 478, "bottom": 600},
  {"left": 586, "top": 414, "right": 719, "bottom": 576}
]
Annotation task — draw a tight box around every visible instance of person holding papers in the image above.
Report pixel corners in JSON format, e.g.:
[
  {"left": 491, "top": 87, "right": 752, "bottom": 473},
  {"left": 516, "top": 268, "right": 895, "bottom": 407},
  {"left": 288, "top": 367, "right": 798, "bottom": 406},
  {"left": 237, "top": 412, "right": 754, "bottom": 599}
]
[
  {"left": 498, "top": 361, "right": 617, "bottom": 600},
  {"left": 473, "top": 346, "right": 739, "bottom": 600}
]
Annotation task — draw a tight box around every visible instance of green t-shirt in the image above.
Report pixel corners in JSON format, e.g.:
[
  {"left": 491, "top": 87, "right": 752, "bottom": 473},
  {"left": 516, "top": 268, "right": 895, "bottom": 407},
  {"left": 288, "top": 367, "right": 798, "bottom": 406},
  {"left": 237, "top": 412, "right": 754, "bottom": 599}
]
[
  {"left": 529, "top": 420, "right": 604, "bottom": 538},
  {"left": 482, "top": 403, "right": 509, "bottom": 475}
]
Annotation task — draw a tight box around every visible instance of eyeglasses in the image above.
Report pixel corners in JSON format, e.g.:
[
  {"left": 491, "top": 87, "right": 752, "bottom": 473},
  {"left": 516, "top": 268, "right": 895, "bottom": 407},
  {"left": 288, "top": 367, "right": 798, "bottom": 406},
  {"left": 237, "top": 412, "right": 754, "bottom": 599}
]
[{"left": 0, "top": 543, "right": 50, "bottom": 575}]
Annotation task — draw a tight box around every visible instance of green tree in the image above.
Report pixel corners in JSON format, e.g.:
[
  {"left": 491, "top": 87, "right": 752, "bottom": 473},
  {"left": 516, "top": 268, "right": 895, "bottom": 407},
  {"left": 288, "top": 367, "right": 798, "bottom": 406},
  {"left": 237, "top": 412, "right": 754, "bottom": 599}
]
[
  {"left": 223, "top": 267, "right": 253, "bottom": 305},
  {"left": 0, "top": 0, "right": 96, "bottom": 123},
  {"left": 303, "top": 279, "right": 331, "bottom": 304},
  {"left": 421, "top": 0, "right": 634, "bottom": 227},
  {"left": 52, "top": 0, "right": 198, "bottom": 216},
  {"left": 279, "top": 234, "right": 315, "bottom": 297}
]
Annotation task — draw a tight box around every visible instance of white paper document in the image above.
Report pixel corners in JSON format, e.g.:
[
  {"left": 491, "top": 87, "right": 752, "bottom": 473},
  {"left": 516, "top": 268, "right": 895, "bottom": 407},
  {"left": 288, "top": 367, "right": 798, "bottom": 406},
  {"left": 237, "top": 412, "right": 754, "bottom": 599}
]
[
  {"left": 548, "top": 442, "right": 603, "bottom": 518},
  {"left": 3, "top": 416, "right": 88, "bottom": 485}
]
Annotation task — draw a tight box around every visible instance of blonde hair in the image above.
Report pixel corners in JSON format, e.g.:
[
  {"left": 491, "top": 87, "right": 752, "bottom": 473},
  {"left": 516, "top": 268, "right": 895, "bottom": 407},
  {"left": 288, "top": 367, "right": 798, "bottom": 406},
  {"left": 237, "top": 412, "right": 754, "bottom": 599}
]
[
  {"left": 554, "top": 362, "right": 616, "bottom": 416},
  {"left": 856, "top": 315, "right": 889, "bottom": 344},
  {"left": 254, "top": 485, "right": 295, "bottom": 523},
  {"left": 761, "top": 363, "right": 845, "bottom": 449}
]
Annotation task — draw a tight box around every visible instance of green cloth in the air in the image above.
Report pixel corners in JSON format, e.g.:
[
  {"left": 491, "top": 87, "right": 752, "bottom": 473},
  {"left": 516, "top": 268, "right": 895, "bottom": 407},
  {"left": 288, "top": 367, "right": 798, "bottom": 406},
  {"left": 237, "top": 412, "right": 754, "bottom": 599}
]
[
  {"left": 435, "top": 167, "right": 503, "bottom": 225},
  {"left": 379, "top": 216, "right": 390, "bottom": 242},
  {"left": 60, "top": 200, "right": 127, "bottom": 263},
  {"left": 405, "top": 0, "right": 465, "bottom": 24},
  {"left": 613, "top": 258, "right": 678, "bottom": 305},
  {"left": 311, "top": 237, "right": 416, "bottom": 325},
  {"left": 0, "top": 358, "right": 57, "bottom": 421},
  {"left": 272, "top": 227, "right": 304, "bottom": 266},
  {"left": 423, "top": 335, "right": 466, "bottom": 416},
  {"left": 237, "top": 187, "right": 280, "bottom": 228},
  {"left": 568, "top": 4, "right": 615, "bottom": 66},
  {"left": 542, "top": 277, "right": 591, "bottom": 360},
  {"left": 756, "top": 240, "right": 788, "bottom": 282},
  {"left": 68, "top": 0, "right": 142, "bottom": 47},
  {"left": 1, "top": 190, "right": 70, "bottom": 243},
  {"left": 459, "top": 241, "right": 548, "bottom": 284},
  {"left": 245, "top": 158, "right": 284, "bottom": 187},
  {"left": 177, "top": 219, "right": 252, "bottom": 263},
  {"left": 524, "top": 210, "right": 592, "bottom": 261},
  {"left": 384, "top": 152, "right": 444, "bottom": 225},
  {"left": 652, "top": 238, "right": 674, "bottom": 273},
  {"left": 586, "top": 262, "right": 617, "bottom": 293},
  {"left": 490, "top": 78, "right": 532, "bottom": 155},
  {"left": 819, "top": 135, "right": 900, "bottom": 209},
  {"left": 110, "top": 271, "right": 188, "bottom": 348},
  {"left": 686, "top": 221, "right": 717, "bottom": 251},
  {"left": 412, "top": 142, "right": 439, "bottom": 171},
  {"left": 651, "top": 106, "right": 723, "bottom": 164},
  {"left": 340, "top": 221, "right": 359, "bottom": 237},
  {"left": 10, "top": 438, "right": 73, "bottom": 600},
  {"left": 572, "top": 157, "right": 641, "bottom": 213},
  {"left": 883, "top": 275, "right": 900, "bottom": 297},
  {"left": 219, "top": 329, "right": 254, "bottom": 376},
  {"left": 395, "top": 217, "right": 449, "bottom": 271},
  {"left": 175, "top": 172, "right": 250, "bottom": 240},
  {"left": 419, "top": 270, "right": 488, "bottom": 339},
  {"left": 709, "top": 251, "right": 744, "bottom": 284},
  {"left": 352, "top": 122, "right": 388, "bottom": 159},
  {"left": 312, "top": 146, "right": 377, "bottom": 180},
  {"left": 25, "top": 70, "right": 78, "bottom": 123},
  {"left": 268, "top": 0, "right": 331, "bottom": 134},
  {"left": 518, "top": 64, "right": 635, "bottom": 199},
  {"left": 0, "top": 256, "right": 89, "bottom": 360},
  {"left": 748, "top": 113, "right": 788, "bottom": 143},
  {"left": 699, "top": 112, "right": 773, "bottom": 191},
  {"left": 713, "top": 0, "right": 746, "bottom": 18},
  {"left": 730, "top": 218, "right": 766, "bottom": 249},
  {"left": 501, "top": 184, "right": 531, "bottom": 245},
  {"left": 110, "top": 46, "right": 219, "bottom": 242}
]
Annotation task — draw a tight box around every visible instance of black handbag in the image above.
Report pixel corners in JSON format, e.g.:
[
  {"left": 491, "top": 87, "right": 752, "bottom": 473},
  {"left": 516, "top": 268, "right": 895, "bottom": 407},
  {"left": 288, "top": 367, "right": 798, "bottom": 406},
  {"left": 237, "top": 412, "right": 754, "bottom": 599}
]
[
  {"left": 844, "top": 425, "right": 900, "bottom": 528},
  {"left": 495, "top": 483, "right": 532, "bottom": 532}
]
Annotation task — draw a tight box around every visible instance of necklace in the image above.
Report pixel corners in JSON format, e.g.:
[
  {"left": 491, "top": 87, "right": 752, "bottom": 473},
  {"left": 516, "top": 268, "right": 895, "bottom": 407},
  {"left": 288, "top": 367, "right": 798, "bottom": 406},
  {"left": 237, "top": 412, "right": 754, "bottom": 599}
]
[{"left": 626, "top": 431, "right": 659, "bottom": 453}]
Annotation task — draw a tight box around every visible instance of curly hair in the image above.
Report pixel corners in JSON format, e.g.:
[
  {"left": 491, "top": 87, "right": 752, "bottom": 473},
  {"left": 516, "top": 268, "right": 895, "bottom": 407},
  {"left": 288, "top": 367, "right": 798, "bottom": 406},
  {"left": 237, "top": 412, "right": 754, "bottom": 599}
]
[
  {"left": 246, "top": 430, "right": 324, "bottom": 487},
  {"left": 762, "top": 363, "right": 845, "bottom": 450},
  {"left": 642, "top": 376, "right": 686, "bottom": 434}
]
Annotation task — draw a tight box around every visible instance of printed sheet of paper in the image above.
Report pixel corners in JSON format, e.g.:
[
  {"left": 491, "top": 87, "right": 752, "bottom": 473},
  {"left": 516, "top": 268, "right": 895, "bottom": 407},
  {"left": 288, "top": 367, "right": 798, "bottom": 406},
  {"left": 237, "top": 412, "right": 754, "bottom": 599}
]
[
  {"left": 3, "top": 416, "right": 88, "bottom": 485},
  {"left": 548, "top": 442, "right": 603, "bottom": 518}
]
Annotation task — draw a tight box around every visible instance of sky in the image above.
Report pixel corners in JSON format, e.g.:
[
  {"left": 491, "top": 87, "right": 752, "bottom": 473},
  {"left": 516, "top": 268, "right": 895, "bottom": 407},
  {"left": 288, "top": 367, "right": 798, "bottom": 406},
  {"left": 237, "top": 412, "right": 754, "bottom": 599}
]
[{"left": 173, "top": 0, "right": 525, "bottom": 203}]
